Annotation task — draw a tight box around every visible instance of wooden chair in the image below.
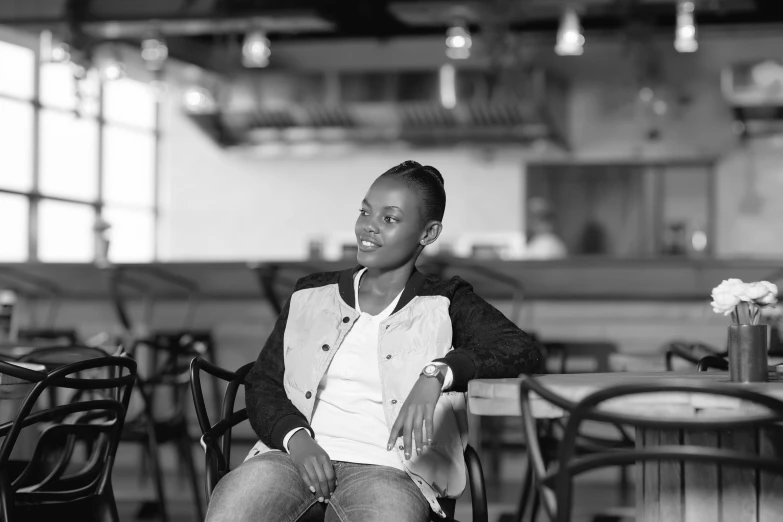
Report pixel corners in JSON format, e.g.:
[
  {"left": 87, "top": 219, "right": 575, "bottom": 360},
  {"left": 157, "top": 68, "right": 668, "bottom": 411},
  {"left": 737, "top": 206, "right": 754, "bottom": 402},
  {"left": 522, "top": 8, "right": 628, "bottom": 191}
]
[{"left": 190, "top": 357, "right": 489, "bottom": 522}]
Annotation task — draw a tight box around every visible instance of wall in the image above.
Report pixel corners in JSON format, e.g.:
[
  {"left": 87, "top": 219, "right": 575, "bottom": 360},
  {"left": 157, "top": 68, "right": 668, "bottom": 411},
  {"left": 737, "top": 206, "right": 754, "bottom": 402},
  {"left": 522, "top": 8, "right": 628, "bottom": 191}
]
[
  {"left": 158, "top": 29, "right": 783, "bottom": 260},
  {"left": 158, "top": 99, "right": 526, "bottom": 259}
]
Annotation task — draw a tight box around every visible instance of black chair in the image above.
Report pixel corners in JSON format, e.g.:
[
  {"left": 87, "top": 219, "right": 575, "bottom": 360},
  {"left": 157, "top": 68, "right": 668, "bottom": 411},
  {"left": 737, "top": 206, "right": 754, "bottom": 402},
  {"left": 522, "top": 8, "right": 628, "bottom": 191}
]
[
  {"left": 119, "top": 334, "right": 208, "bottom": 522},
  {"left": 664, "top": 341, "right": 724, "bottom": 371},
  {"left": 190, "top": 357, "right": 489, "bottom": 522},
  {"left": 696, "top": 354, "right": 729, "bottom": 372},
  {"left": 519, "top": 375, "right": 783, "bottom": 522},
  {"left": 0, "top": 356, "right": 137, "bottom": 522}
]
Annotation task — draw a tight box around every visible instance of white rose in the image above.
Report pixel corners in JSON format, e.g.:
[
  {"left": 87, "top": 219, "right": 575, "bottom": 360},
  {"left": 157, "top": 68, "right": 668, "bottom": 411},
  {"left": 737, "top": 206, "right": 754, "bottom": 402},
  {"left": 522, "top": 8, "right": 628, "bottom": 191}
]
[
  {"left": 746, "top": 282, "right": 769, "bottom": 300},
  {"left": 712, "top": 278, "right": 750, "bottom": 302},
  {"left": 711, "top": 291, "right": 741, "bottom": 316},
  {"left": 747, "top": 281, "right": 779, "bottom": 306}
]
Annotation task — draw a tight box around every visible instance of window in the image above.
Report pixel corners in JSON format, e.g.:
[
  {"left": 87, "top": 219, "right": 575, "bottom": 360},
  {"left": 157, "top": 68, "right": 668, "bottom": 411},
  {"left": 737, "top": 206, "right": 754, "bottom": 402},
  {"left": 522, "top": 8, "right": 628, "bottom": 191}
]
[
  {"left": 0, "top": 194, "right": 29, "bottom": 261},
  {"left": 39, "top": 110, "right": 99, "bottom": 201},
  {"left": 103, "top": 126, "right": 155, "bottom": 207},
  {"left": 0, "top": 98, "right": 34, "bottom": 191},
  {"left": 38, "top": 200, "right": 95, "bottom": 262},
  {"left": 0, "top": 34, "right": 159, "bottom": 263},
  {"left": 0, "top": 40, "right": 35, "bottom": 99},
  {"left": 103, "top": 78, "right": 156, "bottom": 129},
  {"left": 103, "top": 207, "right": 155, "bottom": 262}
]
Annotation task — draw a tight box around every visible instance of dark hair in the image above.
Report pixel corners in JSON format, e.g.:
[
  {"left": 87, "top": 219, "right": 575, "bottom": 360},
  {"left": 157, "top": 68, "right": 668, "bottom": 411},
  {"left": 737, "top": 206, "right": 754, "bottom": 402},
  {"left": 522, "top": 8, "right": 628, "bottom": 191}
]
[{"left": 380, "top": 160, "right": 446, "bottom": 223}]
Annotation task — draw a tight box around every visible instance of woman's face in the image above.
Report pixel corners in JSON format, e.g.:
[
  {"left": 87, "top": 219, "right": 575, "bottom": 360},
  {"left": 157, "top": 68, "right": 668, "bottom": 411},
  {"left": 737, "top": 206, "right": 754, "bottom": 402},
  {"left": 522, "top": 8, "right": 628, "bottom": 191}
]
[{"left": 355, "top": 176, "right": 426, "bottom": 269}]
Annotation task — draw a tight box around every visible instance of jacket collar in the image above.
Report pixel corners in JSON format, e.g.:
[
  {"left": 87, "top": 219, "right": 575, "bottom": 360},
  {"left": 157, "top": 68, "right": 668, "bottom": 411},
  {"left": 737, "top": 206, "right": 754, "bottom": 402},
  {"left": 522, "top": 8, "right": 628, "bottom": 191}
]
[{"left": 338, "top": 265, "right": 426, "bottom": 315}]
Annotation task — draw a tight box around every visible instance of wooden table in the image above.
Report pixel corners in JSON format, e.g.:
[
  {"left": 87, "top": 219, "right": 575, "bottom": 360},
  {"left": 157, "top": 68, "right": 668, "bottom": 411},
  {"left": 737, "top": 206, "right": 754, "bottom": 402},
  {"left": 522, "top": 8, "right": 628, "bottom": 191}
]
[{"left": 468, "top": 372, "right": 783, "bottom": 522}]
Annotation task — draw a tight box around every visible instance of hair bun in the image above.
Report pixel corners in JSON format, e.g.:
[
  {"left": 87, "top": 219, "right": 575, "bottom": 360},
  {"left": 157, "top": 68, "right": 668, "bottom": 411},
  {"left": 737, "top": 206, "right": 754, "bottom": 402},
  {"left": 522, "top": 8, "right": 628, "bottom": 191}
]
[{"left": 421, "top": 165, "right": 444, "bottom": 187}]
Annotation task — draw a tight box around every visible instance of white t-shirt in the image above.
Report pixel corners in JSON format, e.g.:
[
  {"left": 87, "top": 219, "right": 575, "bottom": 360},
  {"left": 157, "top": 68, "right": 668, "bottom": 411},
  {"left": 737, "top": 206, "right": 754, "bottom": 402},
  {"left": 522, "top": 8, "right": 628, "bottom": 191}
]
[{"left": 308, "top": 268, "right": 405, "bottom": 469}]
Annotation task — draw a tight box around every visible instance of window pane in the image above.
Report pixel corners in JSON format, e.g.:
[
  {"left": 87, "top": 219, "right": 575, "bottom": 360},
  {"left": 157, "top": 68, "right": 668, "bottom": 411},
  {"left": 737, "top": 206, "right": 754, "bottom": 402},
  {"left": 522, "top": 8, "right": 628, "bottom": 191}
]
[
  {"left": 0, "top": 41, "right": 35, "bottom": 100},
  {"left": 40, "top": 63, "right": 100, "bottom": 116},
  {"left": 103, "top": 78, "right": 156, "bottom": 129},
  {"left": 0, "top": 194, "right": 28, "bottom": 261},
  {"left": 0, "top": 98, "right": 34, "bottom": 191},
  {"left": 103, "top": 126, "right": 155, "bottom": 207},
  {"left": 39, "top": 110, "right": 99, "bottom": 201},
  {"left": 38, "top": 200, "right": 94, "bottom": 262},
  {"left": 103, "top": 207, "right": 154, "bottom": 262}
]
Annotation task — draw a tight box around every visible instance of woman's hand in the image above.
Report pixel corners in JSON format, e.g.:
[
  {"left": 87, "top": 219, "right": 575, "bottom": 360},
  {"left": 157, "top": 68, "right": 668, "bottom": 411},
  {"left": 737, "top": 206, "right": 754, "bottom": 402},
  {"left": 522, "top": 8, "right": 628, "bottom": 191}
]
[
  {"left": 387, "top": 375, "right": 441, "bottom": 459},
  {"left": 288, "top": 430, "right": 335, "bottom": 503}
]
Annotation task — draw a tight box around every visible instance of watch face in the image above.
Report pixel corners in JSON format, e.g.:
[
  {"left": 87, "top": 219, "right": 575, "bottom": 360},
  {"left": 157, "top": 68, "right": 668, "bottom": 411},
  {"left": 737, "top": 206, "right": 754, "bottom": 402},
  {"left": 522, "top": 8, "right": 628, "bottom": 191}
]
[{"left": 424, "top": 364, "right": 438, "bottom": 376}]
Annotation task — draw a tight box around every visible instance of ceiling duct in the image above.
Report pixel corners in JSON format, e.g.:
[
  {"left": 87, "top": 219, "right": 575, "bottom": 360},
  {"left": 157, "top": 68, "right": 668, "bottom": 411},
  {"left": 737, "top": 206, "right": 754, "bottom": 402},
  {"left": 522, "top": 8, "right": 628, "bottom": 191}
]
[{"left": 194, "top": 66, "right": 569, "bottom": 149}]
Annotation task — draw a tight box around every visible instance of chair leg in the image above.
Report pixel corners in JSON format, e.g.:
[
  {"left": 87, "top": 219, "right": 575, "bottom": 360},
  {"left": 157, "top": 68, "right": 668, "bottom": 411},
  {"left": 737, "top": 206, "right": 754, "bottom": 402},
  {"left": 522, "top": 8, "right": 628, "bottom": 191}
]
[
  {"left": 179, "top": 434, "right": 205, "bottom": 521},
  {"left": 143, "top": 425, "right": 169, "bottom": 522},
  {"left": 97, "top": 485, "right": 121, "bottom": 522}
]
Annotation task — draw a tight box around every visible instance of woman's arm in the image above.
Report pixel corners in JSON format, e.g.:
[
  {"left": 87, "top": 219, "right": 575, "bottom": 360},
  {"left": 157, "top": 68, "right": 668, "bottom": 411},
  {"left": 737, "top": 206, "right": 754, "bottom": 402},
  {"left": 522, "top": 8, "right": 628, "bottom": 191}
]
[
  {"left": 434, "top": 277, "right": 542, "bottom": 391},
  {"left": 245, "top": 292, "right": 314, "bottom": 450}
]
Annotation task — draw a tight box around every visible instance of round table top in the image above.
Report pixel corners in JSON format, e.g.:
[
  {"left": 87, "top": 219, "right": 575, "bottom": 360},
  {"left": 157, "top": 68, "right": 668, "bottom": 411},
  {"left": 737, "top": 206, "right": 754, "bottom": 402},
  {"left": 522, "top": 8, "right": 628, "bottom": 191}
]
[{"left": 467, "top": 371, "right": 783, "bottom": 419}]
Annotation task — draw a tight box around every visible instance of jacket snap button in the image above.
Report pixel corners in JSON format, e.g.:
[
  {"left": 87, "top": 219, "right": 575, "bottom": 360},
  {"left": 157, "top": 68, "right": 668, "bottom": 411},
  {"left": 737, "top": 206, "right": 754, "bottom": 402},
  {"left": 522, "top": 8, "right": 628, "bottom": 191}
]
[
  {"left": 391, "top": 399, "right": 397, "bottom": 404},
  {"left": 322, "top": 344, "right": 330, "bottom": 351},
  {"left": 386, "top": 354, "right": 392, "bottom": 360},
  {"left": 342, "top": 317, "right": 350, "bottom": 323},
  {"left": 305, "top": 391, "right": 312, "bottom": 399},
  {"left": 398, "top": 445, "right": 404, "bottom": 450}
]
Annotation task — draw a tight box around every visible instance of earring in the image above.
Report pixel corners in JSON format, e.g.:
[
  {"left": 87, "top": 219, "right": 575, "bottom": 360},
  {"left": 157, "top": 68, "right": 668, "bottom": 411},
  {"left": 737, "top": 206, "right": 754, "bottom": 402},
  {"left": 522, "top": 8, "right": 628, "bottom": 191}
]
[{"left": 420, "top": 240, "right": 426, "bottom": 245}]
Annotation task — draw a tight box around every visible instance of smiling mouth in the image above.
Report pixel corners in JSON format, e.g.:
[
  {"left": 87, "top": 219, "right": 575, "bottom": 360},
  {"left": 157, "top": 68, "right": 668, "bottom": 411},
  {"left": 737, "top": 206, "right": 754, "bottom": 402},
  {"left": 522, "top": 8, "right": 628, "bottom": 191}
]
[{"left": 358, "top": 238, "right": 381, "bottom": 251}]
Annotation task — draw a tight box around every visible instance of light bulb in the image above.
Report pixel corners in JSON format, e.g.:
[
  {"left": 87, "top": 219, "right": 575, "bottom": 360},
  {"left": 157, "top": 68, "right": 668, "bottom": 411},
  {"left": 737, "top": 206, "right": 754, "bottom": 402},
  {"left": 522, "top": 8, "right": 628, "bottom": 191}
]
[
  {"left": 141, "top": 36, "right": 168, "bottom": 71},
  {"left": 242, "top": 30, "right": 271, "bottom": 68},
  {"left": 555, "top": 8, "right": 584, "bottom": 56},
  {"left": 674, "top": 1, "right": 698, "bottom": 53},
  {"left": 445, "top": 22, "right": 471, "bottom": 60}
]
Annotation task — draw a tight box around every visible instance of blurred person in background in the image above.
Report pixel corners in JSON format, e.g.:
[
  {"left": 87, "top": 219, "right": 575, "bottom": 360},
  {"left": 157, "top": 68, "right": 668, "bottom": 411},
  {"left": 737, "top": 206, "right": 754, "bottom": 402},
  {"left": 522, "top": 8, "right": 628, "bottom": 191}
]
[
  {"left": 525, "top": 197, "right": 568, "bottom": 260},
  {"left": 206, "top": 161, "right": 541, "bottom": 522}
]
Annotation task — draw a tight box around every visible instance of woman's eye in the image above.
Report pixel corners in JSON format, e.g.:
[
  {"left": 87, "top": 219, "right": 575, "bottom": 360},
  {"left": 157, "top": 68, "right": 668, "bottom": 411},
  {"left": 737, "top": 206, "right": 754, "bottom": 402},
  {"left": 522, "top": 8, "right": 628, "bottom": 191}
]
[
  {"left": 359, "top": 209, "right": 368, "bottom": 216},
  {"left": 384, "top": 216, "right": 399, "bottom": 223}
]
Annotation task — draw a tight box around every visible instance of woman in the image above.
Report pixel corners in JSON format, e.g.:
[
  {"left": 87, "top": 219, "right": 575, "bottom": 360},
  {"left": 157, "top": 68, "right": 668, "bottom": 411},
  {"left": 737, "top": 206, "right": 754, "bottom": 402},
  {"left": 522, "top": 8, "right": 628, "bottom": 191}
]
[{"left": 206, "top": 161, "right": 541, "bottom": 522}]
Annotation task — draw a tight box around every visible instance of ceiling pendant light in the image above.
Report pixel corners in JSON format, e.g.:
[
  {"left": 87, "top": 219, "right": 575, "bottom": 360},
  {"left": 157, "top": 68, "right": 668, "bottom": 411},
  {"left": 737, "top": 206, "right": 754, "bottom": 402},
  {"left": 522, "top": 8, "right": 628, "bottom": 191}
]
[
  {"left": 141, "top": 32, "right": 168, "bottom": 71},
  {"left": 675, "top": 1, "right": 698, "bottom": 53},
  {"left": 555, "top": 7, "right": 584, "bottom": 56},
  {"left": 242, "top": 30, "right": 271, "bottom": 68},
  {"left": 445, "top": 20, "right": 472, "bottom": 60}
]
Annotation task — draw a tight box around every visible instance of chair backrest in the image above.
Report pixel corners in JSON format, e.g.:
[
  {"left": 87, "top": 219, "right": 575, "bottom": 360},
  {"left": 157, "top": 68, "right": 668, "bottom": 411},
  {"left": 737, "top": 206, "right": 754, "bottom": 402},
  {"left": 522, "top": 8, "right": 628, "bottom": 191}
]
[
  {"left": 190, "top": 357, "right": 253, "bottom": 497},
  {"left": 0, "top": 357, "right": 137, "bottom": 519},
  {"left": 520, "top": 375, "right": 783, "bottom": 522}
]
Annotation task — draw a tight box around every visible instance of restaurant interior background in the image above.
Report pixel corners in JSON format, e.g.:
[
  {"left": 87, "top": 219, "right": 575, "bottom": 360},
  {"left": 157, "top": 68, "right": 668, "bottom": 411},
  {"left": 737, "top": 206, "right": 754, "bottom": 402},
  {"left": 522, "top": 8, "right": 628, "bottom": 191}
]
[{"left": 1, "top": 0, "right": 783, "bottom": 521}]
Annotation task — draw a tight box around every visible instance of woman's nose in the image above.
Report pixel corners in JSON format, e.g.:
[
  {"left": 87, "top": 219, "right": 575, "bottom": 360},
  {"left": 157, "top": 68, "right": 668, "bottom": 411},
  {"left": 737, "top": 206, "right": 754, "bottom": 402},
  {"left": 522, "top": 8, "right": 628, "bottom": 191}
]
[{"left": 364, "top": 218, "right": 379, "bottom": 233}]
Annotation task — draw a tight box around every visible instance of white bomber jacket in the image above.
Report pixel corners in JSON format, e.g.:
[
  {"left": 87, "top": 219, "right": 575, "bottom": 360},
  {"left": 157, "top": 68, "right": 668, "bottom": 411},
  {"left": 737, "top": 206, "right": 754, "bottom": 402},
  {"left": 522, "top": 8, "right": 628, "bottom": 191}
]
[{"left": 245, "top": 266, "right": 541, "bottom": 516}]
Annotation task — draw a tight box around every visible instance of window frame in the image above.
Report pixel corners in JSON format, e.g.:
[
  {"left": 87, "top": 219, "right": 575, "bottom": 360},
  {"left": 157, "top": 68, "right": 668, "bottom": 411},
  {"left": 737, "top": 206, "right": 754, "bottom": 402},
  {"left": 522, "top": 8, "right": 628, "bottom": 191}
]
[{"left": 0, "top": 34, "right": 160, "bottom": 262}]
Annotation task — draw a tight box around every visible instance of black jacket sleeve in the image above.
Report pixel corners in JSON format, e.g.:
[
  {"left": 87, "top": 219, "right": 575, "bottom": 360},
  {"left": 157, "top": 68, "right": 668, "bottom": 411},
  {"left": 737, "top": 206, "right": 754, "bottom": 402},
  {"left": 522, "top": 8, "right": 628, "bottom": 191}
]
[
  {"left": 245, "top": 290, "right": 314, "bottom": 450},
  {"left": 434, "top": 277, "right": 542, "bottom": 392}
]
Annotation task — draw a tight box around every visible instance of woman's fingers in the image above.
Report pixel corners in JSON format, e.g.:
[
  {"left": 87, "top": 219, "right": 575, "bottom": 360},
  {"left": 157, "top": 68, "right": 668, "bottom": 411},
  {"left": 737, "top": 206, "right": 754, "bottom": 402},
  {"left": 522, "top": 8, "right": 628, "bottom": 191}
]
[
  {"left": 310, "top": 457, "right": 330, "bottom": 501},
  {"left": 402, "top": 407, "right": 415, "bottom": 459},
  {"left": 304, "top": 460, "right": 327, "bottom": 502},
  {"left": 319, "top": 454, "right": 336, "bottom": 497},
  {"left": 413, "top": 405, "right": 425, "bottom": 456},
  {"left": 387, "top": 413, "right": 403, "bottom": 451},
  {"left": 424, "top": 404, "right": 435, "bottom": 451}
]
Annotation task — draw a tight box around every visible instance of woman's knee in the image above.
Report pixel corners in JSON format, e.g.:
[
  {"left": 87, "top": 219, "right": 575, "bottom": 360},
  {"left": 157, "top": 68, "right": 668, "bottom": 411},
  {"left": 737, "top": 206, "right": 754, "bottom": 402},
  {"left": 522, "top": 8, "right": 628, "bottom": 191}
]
[{"left": 205, "top": 451, "right": 315, "bottom": 522}]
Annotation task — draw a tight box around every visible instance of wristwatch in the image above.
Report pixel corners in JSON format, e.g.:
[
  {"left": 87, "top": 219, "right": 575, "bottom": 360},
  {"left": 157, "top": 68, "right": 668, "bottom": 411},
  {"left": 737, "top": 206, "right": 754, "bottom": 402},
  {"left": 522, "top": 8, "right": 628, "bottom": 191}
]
[{"left": 420, "top": 363, "right": 447, "bottom": 386}]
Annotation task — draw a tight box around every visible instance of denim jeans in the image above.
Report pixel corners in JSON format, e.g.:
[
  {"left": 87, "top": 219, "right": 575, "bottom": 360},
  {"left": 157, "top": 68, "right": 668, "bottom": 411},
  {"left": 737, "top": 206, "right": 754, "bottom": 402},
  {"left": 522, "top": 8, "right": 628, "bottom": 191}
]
[{"left": 205, "top": 451, "right": 431, "bottom": 522}]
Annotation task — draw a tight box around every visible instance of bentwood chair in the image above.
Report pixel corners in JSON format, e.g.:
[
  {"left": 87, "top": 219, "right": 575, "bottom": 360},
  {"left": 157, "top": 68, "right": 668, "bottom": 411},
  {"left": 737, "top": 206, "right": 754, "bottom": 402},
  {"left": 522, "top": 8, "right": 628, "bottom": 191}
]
[
  {"left": 0, "top": 356, "right": 137, "bottom": 522},
  {"left": 189, "top": 357, "right": 489, "bottom": 522},
  {"left": 519, "top": 375, "right": 783, "bottom": 522}
]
